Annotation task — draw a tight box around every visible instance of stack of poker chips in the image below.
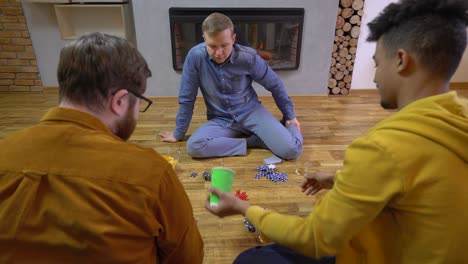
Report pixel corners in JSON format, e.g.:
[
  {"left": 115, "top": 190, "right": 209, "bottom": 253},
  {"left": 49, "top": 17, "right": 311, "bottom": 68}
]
[
  {"left": 243, "top": 217, "right": 256, "bottom": 233},
  {"left": 255, "top": 164, "right": 288, "bottom": 182},
  {"left": 202, "top": 170, "right": 211, "bottom": 181},
  {"left": 189, "top": 170, "right": 211, "bottom": 181}
]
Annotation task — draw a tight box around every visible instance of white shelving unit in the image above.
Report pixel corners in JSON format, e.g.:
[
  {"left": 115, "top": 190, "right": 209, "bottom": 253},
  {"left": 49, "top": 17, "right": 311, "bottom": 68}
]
[
  {"left": 23, "top": 0, "right": 69, "bottom": 3},
  {"left": 23, "top": 0, "right": 125, "bottom": 3},
  {"left": 24, "top": 0, "right": 135, "bottom": 44},
  {"left": 54, "top": 3, "right": 135, "bottom": 44},
  {"left": 71, "top": 0, "right": 125, "bottom": 2}
]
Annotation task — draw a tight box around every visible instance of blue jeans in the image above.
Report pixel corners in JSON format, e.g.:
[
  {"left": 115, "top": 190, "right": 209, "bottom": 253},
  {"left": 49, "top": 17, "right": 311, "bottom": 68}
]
[
  {"left": 233, "top": 244, "right": 336, "bottom": 264},
  {"left": 186, "top": 106, "right": 303, "bottom": 160}
]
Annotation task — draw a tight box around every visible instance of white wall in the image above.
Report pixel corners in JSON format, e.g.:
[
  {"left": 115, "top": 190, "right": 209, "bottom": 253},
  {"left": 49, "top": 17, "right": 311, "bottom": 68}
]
[
  {"left": 451, "top": 29, "right": 468, "bottom": 82},
  {"left": 132, "top": 0, "right": 339, "bottom": 96},
  {"left": 23, "top": 1, "right": 339, "bottom": 96},
  {"left": 351, "top": 0, "right": 468, "bottom": 89},
  {"left": 22, "top": 3, "right": 71, "bottom": 87},
  {"left": 351, "top": 0, "right": 396, "bottom": 90}
]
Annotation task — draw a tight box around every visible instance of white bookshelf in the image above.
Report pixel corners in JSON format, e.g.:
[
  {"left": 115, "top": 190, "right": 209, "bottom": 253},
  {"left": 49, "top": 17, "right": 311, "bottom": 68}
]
[
  {"left": 23, "top": 0, "right": 69, "bottom": 3},
  {"left": 54, "top": 3, "right": 135, "bottom": 44},
  {"left": 71, "top": 0, "right": 125, "bottom": 2},
  {"left": 23, "top": 0, "right": 126, "bottom": 3},
  {"left": 23, "top": 0, "right": 135, "bottom": 43}
]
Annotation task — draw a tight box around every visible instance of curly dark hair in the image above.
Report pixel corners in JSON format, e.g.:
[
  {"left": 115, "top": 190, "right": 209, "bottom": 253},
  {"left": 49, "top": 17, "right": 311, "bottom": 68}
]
[
  {"left": 57, "top": 32, "right": 152, "bottom": 112},
  {"left": 367, "top": 0, "right": 468, "bottom": 79}
]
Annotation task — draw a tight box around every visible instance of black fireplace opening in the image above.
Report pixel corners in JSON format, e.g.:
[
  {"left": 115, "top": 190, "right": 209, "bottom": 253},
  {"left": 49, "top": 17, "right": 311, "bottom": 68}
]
[{"left": 169, "top": 8, "right": 304, "bottom": 71}]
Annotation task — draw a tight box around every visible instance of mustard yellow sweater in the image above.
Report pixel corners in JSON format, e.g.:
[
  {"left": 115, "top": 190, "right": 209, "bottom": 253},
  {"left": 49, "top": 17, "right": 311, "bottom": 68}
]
[{"left": 247, "top": 92, "right": 468, "bottom": 264}]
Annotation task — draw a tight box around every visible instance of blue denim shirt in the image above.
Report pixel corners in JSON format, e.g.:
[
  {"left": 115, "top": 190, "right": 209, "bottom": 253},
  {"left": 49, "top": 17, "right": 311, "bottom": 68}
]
[{"left": 174, "top": 43, "right": 296, "bottom": 140}]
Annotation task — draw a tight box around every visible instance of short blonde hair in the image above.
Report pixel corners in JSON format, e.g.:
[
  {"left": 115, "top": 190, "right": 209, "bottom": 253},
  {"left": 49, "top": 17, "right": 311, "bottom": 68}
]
[{"left": 202, "top": 12, "right": 234, "bottom": 36}]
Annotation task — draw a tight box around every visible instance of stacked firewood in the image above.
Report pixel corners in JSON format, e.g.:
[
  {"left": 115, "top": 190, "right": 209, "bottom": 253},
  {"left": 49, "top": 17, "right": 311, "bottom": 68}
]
[{"left": 328, "top": 0, "right": 365, "bottom": 95}]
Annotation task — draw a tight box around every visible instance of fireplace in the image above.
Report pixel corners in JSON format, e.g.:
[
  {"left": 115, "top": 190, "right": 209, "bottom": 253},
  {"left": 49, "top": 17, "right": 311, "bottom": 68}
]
[{"left": 169, "top": 8, "right": 304, "bottom": 71}]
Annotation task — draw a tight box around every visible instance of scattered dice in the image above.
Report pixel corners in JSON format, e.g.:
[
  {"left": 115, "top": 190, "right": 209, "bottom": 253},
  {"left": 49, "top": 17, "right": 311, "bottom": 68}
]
[{"left": 235, "top": 190, "right": 248, "bottom": 201}]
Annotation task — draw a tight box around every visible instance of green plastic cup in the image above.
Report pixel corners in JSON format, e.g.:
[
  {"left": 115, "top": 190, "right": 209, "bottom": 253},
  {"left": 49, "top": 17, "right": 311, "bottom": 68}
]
[{"left": 210, "top": 167, "right": 236, "bottom": 206}]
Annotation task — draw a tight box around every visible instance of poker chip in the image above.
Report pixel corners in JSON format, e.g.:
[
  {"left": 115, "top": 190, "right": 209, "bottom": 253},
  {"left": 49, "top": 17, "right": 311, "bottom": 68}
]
[
  {"left": 243, "top": 217, "right": 256, "bottom": 233},
  {"left": 202, "top": 171, "right": 211, "bottom": 181},
  {"left": 255, "top": 164, "right": 288, "bottom": 182}
]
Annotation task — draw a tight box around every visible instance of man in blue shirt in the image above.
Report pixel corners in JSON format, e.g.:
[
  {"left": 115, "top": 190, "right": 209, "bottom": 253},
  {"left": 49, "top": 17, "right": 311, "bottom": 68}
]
[{"left": 160, "top": 12, "right": 303, "bottom": 160}]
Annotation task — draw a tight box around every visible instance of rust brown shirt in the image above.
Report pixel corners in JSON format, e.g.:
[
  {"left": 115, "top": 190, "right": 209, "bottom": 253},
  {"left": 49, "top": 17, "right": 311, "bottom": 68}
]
[{"left": 0, "top": 107, "right": 203, "bottom": 264}]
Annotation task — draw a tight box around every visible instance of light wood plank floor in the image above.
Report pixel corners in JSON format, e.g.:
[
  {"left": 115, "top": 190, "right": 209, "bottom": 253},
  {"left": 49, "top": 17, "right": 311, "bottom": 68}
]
[{"left": 1, "top": 89, "right": 465, "bottom": 263}]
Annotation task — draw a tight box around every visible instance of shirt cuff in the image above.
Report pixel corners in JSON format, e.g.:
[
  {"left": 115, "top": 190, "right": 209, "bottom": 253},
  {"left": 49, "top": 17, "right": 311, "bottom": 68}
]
[
  {"left": 282, "top": 109, "right": 296, "bottom": 121},
  {"left": 173, "top": 131, "right": 184, "bottom": 141}
]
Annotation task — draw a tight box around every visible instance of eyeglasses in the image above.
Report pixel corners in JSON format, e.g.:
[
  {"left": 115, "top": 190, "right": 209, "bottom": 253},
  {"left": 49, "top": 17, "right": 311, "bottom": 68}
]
[
  {"left": 128, "top": 91, "right": 153, "bottom": 112},
  {"left": 111, "top": 89, "right": 153, "bottom": 112},
  {"left": 130, "top": 91, "right": 153, "bottom": 113}
]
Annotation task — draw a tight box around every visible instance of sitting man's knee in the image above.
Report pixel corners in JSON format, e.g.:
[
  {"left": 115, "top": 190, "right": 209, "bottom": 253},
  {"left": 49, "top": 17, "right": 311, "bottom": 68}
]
[
  {"left": 186, "top": 138, "right": 207, "bottom": 158},
  {"left": 278, "top": 144, "right": 302, "bottom": 161}
]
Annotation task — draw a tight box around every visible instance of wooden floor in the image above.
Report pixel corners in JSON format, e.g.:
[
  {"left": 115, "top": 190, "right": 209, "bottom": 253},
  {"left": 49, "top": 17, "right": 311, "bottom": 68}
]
[{"left": 1, "top": 89, "right": 465, "bottom": 263}]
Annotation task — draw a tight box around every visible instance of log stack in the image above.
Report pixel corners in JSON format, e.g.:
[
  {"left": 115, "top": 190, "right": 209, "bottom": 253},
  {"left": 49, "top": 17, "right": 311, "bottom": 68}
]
[{"left": 329, "top": 0, "right": 365, "bottom": 95}]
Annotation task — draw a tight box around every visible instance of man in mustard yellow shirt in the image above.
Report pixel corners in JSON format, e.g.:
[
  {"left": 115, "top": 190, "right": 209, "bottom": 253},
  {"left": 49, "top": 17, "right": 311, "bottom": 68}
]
[
  {"left": 206, "top": 0, "right": 468, "bottom": 263},
  {"left": 0, "top": 33, "right": 203, "bottom": 263}
]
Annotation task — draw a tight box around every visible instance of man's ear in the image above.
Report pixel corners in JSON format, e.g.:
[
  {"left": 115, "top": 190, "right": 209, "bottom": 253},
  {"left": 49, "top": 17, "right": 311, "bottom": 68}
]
[
  {"left": 232, "top": 33, "right": 236, "bottom": 44},
  {"left": 396, "top": 49, "right": 410, "bottom": 74},
  {"left": 110, "top": 89, "right": 129, "bottom": 117}
]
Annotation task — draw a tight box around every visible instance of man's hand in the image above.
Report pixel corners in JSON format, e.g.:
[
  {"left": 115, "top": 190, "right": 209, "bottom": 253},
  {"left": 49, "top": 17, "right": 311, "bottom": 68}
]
[
  {"left": 300, "top": 171, "right": 335, "bottom": 196},
  {"left": 205, "top": 186, "right": 251, "bottom": 218},
  {"left": 285, "top": 118, "right": 301, "bottom": 133},
  {"left": 159, "top": 131, "right": 178, "bottom": 143}
]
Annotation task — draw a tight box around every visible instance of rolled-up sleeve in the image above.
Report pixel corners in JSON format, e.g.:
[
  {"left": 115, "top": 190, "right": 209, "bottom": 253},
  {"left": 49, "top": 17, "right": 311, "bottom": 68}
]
[
  {"left": 250, "top": 54, "right": 295, "bottom": 120},
  {"left": 174, "top": 50, "right": 200, "bottom": 140}
]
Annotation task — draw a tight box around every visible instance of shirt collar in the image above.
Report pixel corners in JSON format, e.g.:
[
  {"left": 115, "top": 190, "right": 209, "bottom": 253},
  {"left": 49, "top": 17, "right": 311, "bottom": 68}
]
[
  {"left": 40, "top": 107, "right": 120, "bottom": 140},
  {"left": 205, "top": 43, "right": 236, "bottom": 65},
  {"left": 228, "top": 45, "right": 236, "bottom": 64}
]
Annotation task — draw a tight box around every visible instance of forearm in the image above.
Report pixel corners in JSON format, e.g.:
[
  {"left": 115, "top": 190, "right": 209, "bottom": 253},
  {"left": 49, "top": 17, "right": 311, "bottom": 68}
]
[
  {"left": 175, "top": 50, "right": 199, "bottom": 140},
  {"left": 174, "top": 104, "right": 193, "bottom": 140},
  {"left": 324, "top": 172, "right": 336, "bottom": 188},
  {"left": 236, "top": 200, "right": 251, "bottom": 216},
  {"left": 252, "top": 55, "right": 295, "bottom": 120},
  {"left": 246, "top": 206, "right": 329, "bottom": 258},
  {"left": 174, "top": 83, "right": 197, "bottom": 140},
  {"left": 264, "top": 78, "right": 295, "bottom": 120},
  {"left": 274, "top": 94, "right": 295, "bottom": 120}
]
